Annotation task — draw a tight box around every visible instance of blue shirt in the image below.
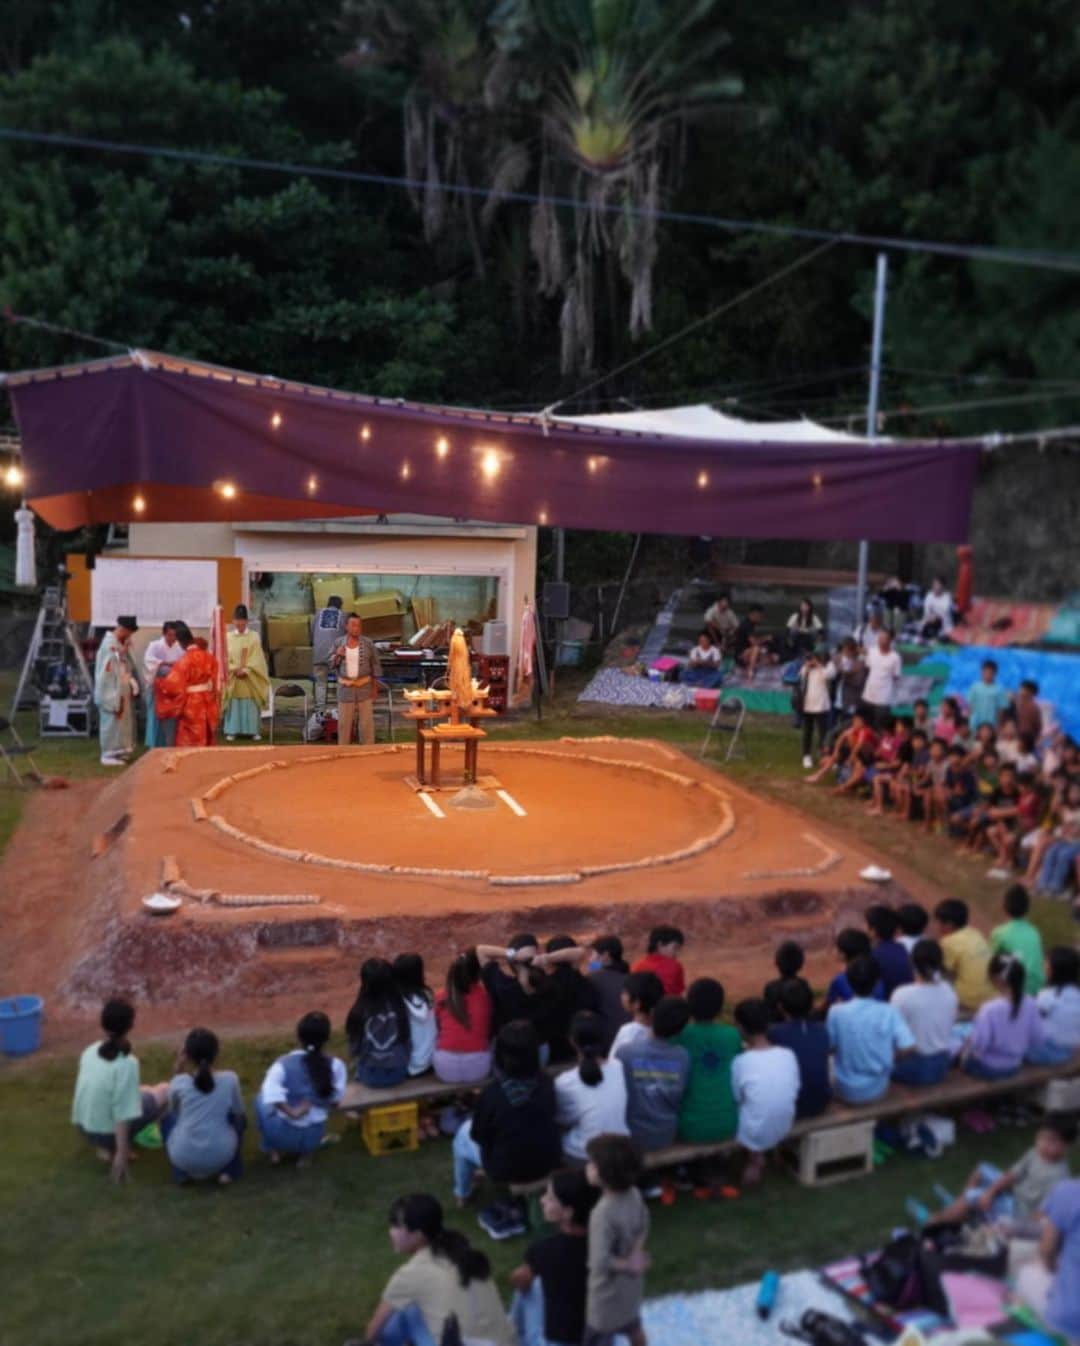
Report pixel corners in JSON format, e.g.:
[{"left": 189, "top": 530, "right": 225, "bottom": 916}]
[
  {"left": 827, "top": 998, "right": 915, "bottom": 1104},
  {"left": 768, "top": 1020, "right": 831, "bottom": 1118},
  {"left": 967, "top": 680, "right": 1011, "bottom": 729},
  {"left": 872, "top": 939, "right": 914, "bottom": 997},
  {"left": 1045, "top": 1179, "right": 1080, "bottom": 1340},
  {"left": 826, "top": 971, "right": 886, "bottom": 1006}
]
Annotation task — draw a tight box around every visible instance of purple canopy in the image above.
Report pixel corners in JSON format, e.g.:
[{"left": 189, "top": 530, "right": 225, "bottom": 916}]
[{"left": 5, "top": 351, "right": 979, "bottom": 540}]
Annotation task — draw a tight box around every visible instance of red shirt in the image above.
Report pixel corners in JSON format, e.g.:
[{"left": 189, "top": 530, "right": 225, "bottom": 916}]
[
  {"left": 630, "top": 952, "right": 685, "bottom": 997},
  {"left": 435, "top": 983, "right": 493, "bottom": 1053}
]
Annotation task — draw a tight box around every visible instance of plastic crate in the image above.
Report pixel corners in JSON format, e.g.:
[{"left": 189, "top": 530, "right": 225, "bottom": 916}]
[{"left": 361, "top": 1102, "right": 420, "bottom": 1156}]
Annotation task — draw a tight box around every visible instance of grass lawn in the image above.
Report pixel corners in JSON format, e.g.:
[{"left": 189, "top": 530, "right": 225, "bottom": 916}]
[
  {"left": 0, "top": 1036, "right": 1053, "bottom": 1346},
  {"left": 0, "top": 666, "right": 1073, "bottom": 1345}
]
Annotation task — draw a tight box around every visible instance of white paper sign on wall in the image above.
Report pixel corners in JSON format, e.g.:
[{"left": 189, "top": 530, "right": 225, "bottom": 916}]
[{"left": 90, "top": 558, "right": 219, "bottom": 629}]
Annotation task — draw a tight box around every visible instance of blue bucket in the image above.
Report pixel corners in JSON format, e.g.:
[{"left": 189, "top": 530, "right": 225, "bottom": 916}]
[{"left": 0, "top": 995, "right": 44, "bottom": 1056}]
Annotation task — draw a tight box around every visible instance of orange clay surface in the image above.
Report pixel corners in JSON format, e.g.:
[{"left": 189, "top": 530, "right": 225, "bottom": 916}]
[{"left": 0, "top": 739, "right": 931, "bottom": 1045}]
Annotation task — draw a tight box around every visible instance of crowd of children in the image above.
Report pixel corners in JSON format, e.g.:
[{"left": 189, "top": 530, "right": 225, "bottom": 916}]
[
  {"left": 70, "top": 901, "right": 1080, "bottom": 1346},
  {"left": 804, "top": 657, "right": 1080, "bottom": 902}
]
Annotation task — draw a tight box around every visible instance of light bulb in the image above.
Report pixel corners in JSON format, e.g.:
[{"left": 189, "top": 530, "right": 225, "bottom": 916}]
[
  {"left": 132, "top": 494, "right": 146, "bottom": 514},
  {"left": 360, "top": 424, "right": 372, "bottom": 443},
  {"left": 4, "top": 464, "right": 24, "bottom": 489},
  {"left": 435, "top": 436, "right": 450, "bottom": 458},
  {"left": 270, "top": 412, "right": 283, "bottom": 429},
  {"left": 480, "top": 447, "right": 501, "bottom": 481},
  {"left": 220, "top": 481, "right": 237, "bottom": 500},
  {"left": 400, "top": 461, "right": 412, "bottom": 481},
  {"left": 697, "top": 470, "right": 709, "bottom": 489},
  {"left": 812, "top": 472, "right": 823, "bottom": 490}
]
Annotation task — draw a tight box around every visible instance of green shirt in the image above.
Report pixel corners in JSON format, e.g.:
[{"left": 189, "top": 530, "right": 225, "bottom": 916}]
[
  {"left": 675, "top": 1020, "right": 742, "bottom": 1143},
  {"left": 71, "top": 1042, "right": 143, "bottom": 1135},
  {"left": 991, "top": 918, "right": 1045, "bottom": 995}
]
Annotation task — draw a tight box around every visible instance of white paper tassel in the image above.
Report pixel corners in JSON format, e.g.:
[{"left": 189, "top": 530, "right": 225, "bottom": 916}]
[{"left": 14, "top": 503, "right": 35, "bottom": 588}]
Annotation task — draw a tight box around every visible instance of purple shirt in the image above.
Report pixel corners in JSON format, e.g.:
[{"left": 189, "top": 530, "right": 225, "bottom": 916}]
[
  {"left": 1045, "top": 1179, "right": 1080, "bottom": 1339},
  {"left": 968, "top": 995, "right": 1044, "bottom": 1073}
]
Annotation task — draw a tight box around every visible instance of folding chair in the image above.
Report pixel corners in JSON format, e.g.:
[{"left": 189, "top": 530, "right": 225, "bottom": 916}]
[
  {"left": 0, "top": 715, "right": 44, "bottom": 787},
  {"left": 700, "top": 695, "right": 747, "bottom": 763},
  {"left": 374, "top": 681, "right": 396, "bottom": 743},
  {"left": 268, "top": 682, "right": 311, "bottom": 745}
]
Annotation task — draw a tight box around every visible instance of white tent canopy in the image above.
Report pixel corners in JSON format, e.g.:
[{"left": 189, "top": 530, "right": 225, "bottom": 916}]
[{"left": 555, "top": 402, "right": 870, "bottom": 444}]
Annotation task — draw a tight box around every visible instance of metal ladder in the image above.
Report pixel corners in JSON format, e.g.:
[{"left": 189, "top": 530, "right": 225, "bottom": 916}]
[{"left": 9, "top": 580, "right": 94, "bottom": 719}]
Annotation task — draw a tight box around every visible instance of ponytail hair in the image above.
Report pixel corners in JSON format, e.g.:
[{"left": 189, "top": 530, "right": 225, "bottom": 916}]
[
  {"left": 389, "top": 1193, "right": 491, "bottom": 1286},
  {"left": 990, "top": 952, "right": 1026, "bottom": 1018},
  {"left": 570, "top": 1010, "right": 605, "bottom": 1087},
  {"left": 297, "top": 1011, "right": 334, "bottom": 1099},
  {"left": 97, "top": 998, "right": 135, "bottom": 1061},
  {"left": 184, "top": 1027, "right": 219, "bottom": 1094},
  {"left": 593, "top": 935, "right": 628, "bottom": 974},
  {"left": 446, "top": 949, "right": 482, "bottom": 1029}
]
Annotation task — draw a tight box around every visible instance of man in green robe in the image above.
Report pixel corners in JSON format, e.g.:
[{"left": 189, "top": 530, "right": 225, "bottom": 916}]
[
  {"left": 222, "top": 604, "right": 270, "bottom": 740},
  {"left": 94, "top": 615, "right": 141, "bottom": 766}
]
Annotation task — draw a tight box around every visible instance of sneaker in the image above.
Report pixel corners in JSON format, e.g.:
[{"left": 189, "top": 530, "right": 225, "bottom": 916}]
[
  {"left": 100, "top": 755, "right": 125, "bottom": 767},
  {"left": 802, "top": 755, "right": 814, "bottom": 769},
  {"left": 478, "top": 1202, "right": 526, "bottom": 1240},
  {"left": 986, "top": 867, "right": 1010, "bottom": 880}
]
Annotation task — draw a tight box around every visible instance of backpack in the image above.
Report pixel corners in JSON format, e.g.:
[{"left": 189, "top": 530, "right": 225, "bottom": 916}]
[{"left": 355, "top": 1007, "right": 410, "bottom": 1087}]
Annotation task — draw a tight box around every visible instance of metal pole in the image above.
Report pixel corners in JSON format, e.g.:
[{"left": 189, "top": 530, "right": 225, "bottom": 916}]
[{"left": 854, "top": 252, "right": 889, "bottom": 628}]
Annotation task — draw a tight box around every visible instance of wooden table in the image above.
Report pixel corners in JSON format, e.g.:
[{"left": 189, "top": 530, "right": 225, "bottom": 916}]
[{"left": 417, "top": 724, "right": 487, "bottom": 787}]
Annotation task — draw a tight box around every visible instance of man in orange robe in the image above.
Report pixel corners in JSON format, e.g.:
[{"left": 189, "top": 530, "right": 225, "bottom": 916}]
[{"left": 156, "top": 625, "right": 220, "bottom": 747}]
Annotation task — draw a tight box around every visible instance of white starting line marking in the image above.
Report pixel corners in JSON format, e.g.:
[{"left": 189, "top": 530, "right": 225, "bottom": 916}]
[
  {"left": 418, "top": 792, "right": 446, "bottom": 819},
  {"left": 497, "top": 789, "right": 527, "bottom": 818}
]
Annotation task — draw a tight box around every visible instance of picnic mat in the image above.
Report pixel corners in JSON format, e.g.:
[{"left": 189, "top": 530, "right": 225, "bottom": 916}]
[
  {"left": 632, "top": 1270, "right": 855, "bottom": 1345},
  {"left": 822, "top": 1253, "right": 949, "bottom": 1338},
  {"left": 950, "top": 599, "right": 1057, "bottom": 649},
  {"left": 577, "top": 666, "right": 697, "bottom": 709}
]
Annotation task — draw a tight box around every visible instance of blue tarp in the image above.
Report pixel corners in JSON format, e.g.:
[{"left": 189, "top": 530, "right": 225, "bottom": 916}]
[{"left": 943, "top": 644, "right": 1080, "bottom": 739}]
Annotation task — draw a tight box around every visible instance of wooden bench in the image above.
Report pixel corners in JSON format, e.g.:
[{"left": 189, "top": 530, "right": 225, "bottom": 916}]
[
  {"left": 340, "top": 1063, "right": 572, "bottom": 1117},
  {"left": 712, "top": 563, "right": 889, "bottom": 592}
]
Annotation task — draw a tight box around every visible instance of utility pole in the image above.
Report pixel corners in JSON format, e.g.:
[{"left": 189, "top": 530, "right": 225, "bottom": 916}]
[{"left": 854, "top": 252, "right": 889, "bottom": 627}]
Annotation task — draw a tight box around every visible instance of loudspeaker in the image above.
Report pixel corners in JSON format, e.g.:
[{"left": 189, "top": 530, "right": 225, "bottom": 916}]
[{"left": 542, "top": 581, "right": 570, "bottom": 620}]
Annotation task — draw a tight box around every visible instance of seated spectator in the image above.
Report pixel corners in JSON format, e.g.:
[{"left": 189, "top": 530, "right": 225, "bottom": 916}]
[
  {"left": 609, "top": 971, "right": 664, "bottom": 1057},
  {"left": 1034, "top": 947, "right": 1080, "bottom": 1061},
  {"left": 920, "top": 576, "right": 954, "bottom": 639},
  {"left": 763, "top": 940, "right": 812, "bottom": 1023},
  {"left": 785, "top": 598, "right": 823, "bottom": 659},
  {"left": 703, "top": 592, "right": 738, "bottom": 651},
  {"left": 934, "top": 898, "right": 993, "bottom": 1011},
  {"left": 732, "top": 999, "right": 799, "bottom": 1183},
  {"left": 254, "top": 1011, "right": 346, "bottom": 1165},
  {"left": 683, "top": 630, "right": 724, "bottom": 687},
  {"left": 991, "top": 885, "right": 1045, "bottom": 994},
  {"left": 163, "top": 1027, "right": 245, "bottom": 1185},
  {"left": 865, "top": 716, "right": 913, "bottom": 815},
  {"left": 890, "top": 940, "right": 958, "bottom": 1086},
  {"left": 476, "top": 936, "right": 559, "bottom": 1060},
  {"left": 932, "top": 1113, "right": 1075, "bottom": 1235},
  {"left": 434, "top": 950, "right": 494, "bottom": 1085},
  {"left": 588, "top": 935, "right": 631, "bottom": 1052},
  {"left": 856, "top": 608, "right": 886, "bottom": 654},
  {"left": 393, "top": 953, "right": 436, "bottom": 1078},
  {"left": 983, "top": 763, "right": 1026, "bottom": 879},
  {"left": 912, "top": 736, "right": 951, "bottom": 831},
  {"left": 961, "top": 953, "right": 1044, "bottom": 1080},
  {"left": 768, "top": 979, "right": 831, "bottom": 1119},
  {"left": 1015, "top": 1176, "right": 1080, "bottom": 1346},
  {"left": 942, "top": 743, "right": 979, "bottom": 834},
  {"left": 1014, "top": 732, "right": 1042, "bottom": 777},
  {"left": 798, "top": 649, "right": 835, "bottom": 769},
  {"left": 364, "top": 1192, "right": 512, "bottom": 1346},
  {"left": 824, "top": 928, "right": 885, "bottom": 1009},
  {"left": 967, "top": 658, "right": 1011, "bottom": 731},
  {"left": 452, "top": 1022, "right": 561, "bottom": 1207},
  {"left": 1031, "top": 779, "right": 1080, "bottom": 897},
  {"left": 889, "top": 728, "right": 929, "bottom": 820},
  {"left": 346, "top": 958, "right": 412, "bottom": 1088},
  {"left": 676, "top": 978, "right": 743, "bottom": 1142},
  {"left": 932, "top": 695, "right": 962, "bottom": 744},
  {"left": 806, "top": 711, "right": 878, "bottom": 788},
  {"left": 734, "top": 604, "right": 779, "bottom": 680},
  {"left": 537, "top": 935, "right": 599, "bottom": 1062},
  {"left": 827, "top": 955, "right": 914, "bottom": 1103},
  {"left": 71, "top": 998, "right": 170, "bottom": 1183},
  {"left": 555, "top": 1012, "right": 629, "bottom": 1162},
  {"left": 616, "top": 996, "right": 691, "bottom": 1152},
  {"left": 912, "top": 697, "right": 931, "bottom": 736},
  {"left": 865, "top": 904, "right": 914, "bottom": 996},
  {"left": 631, "top": 925, "right": 686, "bottom": 996},
  {"left": 509, "top": 1169, "right": 598, "bottom": 1346},
  {"left": 583, "top": 1133, "right": 650, "bottom": 1346},
  {"left": 896, "top": 902, "right": 930, "bottom": 954}
]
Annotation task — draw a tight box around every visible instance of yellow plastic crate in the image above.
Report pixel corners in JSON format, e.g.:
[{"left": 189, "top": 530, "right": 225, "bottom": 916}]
[{"left": 361, "top": 1102, "right": 420, "bottom": 1156}]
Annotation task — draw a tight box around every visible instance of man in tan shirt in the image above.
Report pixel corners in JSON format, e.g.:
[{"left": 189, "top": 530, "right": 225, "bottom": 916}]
[{"left": 329, "top": 613, "right": 382, "bottom": 745}]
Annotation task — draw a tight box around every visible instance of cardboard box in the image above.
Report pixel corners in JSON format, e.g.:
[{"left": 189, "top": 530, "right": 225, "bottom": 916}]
[
  {"left": 266, "top": 614, "right": 312, "bottom": 650},
  {"left": 354, "top": 590, "right": 406, "bottom": 621},
  {"left": 361, "top": 615, "right": 404, "bottom": 640},
  {"left": 273, "top": 645, "right": 313, "bottom": 678},
  {"left": 312, "top": 578, "right": 354, "bottom": 612}
]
